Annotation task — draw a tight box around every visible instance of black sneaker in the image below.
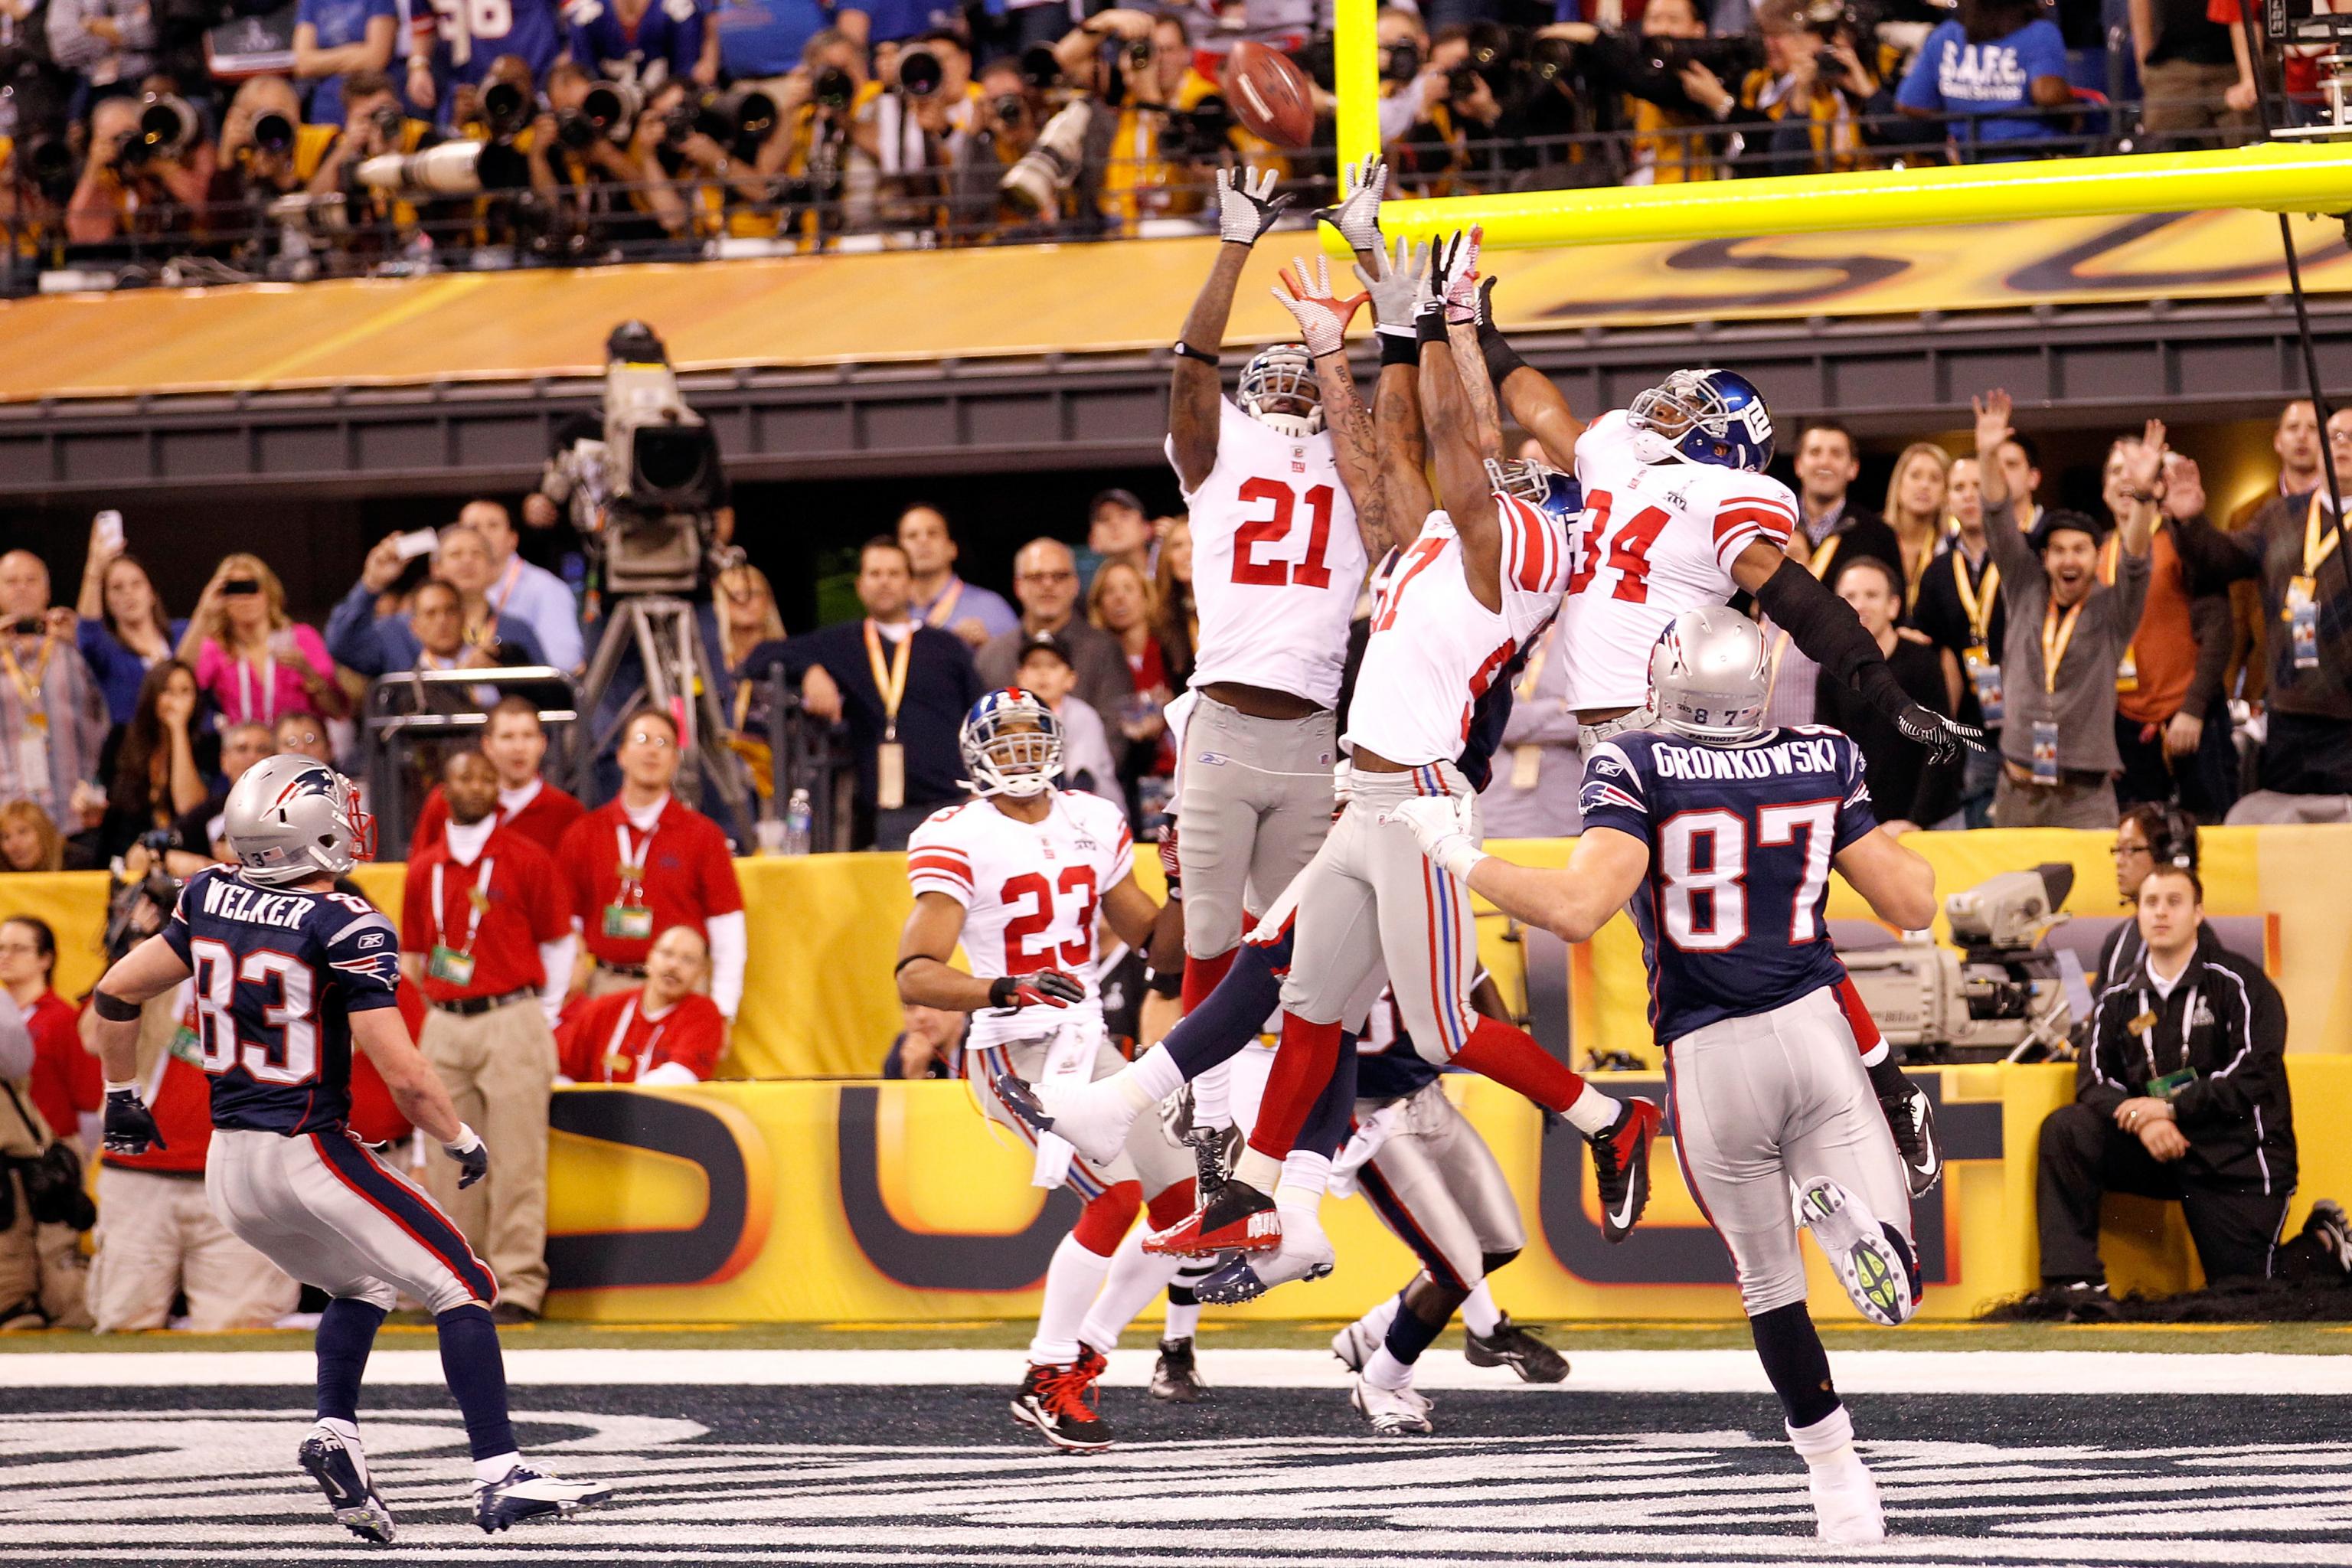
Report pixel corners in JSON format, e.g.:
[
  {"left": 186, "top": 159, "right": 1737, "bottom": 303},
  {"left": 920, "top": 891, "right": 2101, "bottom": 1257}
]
[
  {"left": 490, "top": 1302, "right": 540, "bottom": 1326},
  {"left": 1463, "top": 1315, "right": 1568, "bottom": 1383},
  {"left": 1149, "top": 1337, "right": 1206, "bottom": 1402},
  {"left": 1589, "top": 1098, "right": 1661, "bottom": 1243},
  {"left": 298, "top": 1427, "right": 394, "bottom": 1544},
  {"left": 1009, "top": 1352, "right": 1115, "bottom": 1452},
  {"left": 2305, "top": 1200, "right": 2352, "bottom": 1274}
]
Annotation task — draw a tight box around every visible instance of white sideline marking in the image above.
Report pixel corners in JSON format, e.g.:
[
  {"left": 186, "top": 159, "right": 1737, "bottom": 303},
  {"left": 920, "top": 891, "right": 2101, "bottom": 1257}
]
[{"left": 0, "top": 1347, "right": 2349, "bottom": 1395}]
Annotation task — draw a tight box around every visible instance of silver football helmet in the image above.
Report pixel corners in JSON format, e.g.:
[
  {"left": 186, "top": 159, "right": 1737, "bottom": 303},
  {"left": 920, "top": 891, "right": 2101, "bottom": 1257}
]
[
  {"left": 1648, "top": 607, "right": 1770, "bottom": 744},
  {"left": 223, "top": 754, "right": 375, "bottom": 887},
  {"left": 1237, "top": 344, "right": 1324, "bottom": 437}
]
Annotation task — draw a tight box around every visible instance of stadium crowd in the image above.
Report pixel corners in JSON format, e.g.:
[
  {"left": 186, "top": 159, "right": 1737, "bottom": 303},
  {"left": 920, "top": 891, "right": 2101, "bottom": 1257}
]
[
  {"left": 0, "top": 0, "right": 2311, "bottom": 283},
  {"left": 2, "top": 387, "right": 2350, "bottom": 1331}
]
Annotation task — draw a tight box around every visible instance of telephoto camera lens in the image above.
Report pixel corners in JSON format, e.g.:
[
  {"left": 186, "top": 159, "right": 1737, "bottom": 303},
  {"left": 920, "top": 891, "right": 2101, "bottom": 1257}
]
[
  {"left": 813, "top": 64, "right": 855, "bottom": 111},
  {"left": 251, "top": 109, "right": 296, "bottom": 154},
  {"left": 482, "top": 80, "right": 532, "bottom": 138},
  {"left": 583, "top": 80, "right": 639, "bottom": 137},
  {"left": 897, "top": 46, "right": 942, "bottom": 98},
  {"left": 555, "top": 106, "right": 596, "bottom": 149},
  {"left": 992, "top": 92, "right": 1027, "bottom": 124},
  {"left": 1017, "top": 43, "right": 1060, "bottom": 90},
  {"left": 371, "top": 105, "right": 404, "bottom": 141}
]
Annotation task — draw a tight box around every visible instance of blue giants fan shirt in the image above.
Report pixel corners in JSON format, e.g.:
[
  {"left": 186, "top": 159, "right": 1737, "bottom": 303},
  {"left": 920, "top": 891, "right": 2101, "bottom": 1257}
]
[
  {"left": 161, "top": 865, "right": 404, "bottom": 1135},
  {"left": 419, "top": 0, "right": 566, "bottom": 96},
  {"left": 564, "top": 0, "right": 705, "bottom": 88},
  {"left": 1577, "top": 725, "right": 1878, "bottom": 1044}
]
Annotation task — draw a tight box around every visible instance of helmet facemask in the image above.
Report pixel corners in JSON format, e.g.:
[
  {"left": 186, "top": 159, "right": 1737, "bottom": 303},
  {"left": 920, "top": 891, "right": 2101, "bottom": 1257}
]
[
  {"left": 1238, "top": 345, "right": 1325, "bottom": 438},
  {"left": 962, "top": 691, "right": 1064, "bottom": 799}
]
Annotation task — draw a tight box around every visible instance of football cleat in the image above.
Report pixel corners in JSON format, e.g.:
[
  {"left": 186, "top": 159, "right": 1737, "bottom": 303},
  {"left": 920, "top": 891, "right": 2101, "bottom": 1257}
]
[
  {"left": 472, "top": 1464, "right": 612, "bottom": 1534},
  {"left": 1330, "top": 1313, "right": 1383, "bottom": 1374},
  {"left": 1144, "top": 1179, "right": 1281, "bottom": 1257},
  {"left": 1194, "top": 1210, "right": 1334, "bottom": 1304},
  {"left": 994, "top": 1072, "right": 1137, "bottom": 1169},
  {"left": 1010, "top": 1349, "right": 1115, "bottom": 1452},
  {"left": 1807, "top": 1455, "right": 1887, "bottom": 1544},
  {"left": 1590, "top": 1097, "right": 1662, "bottom": 1243},
  {"left": 1149, "top": 1337, "right": 1206, "bottom": 1403},
  {"left": 1351, "top": 1375, "right": 1434, "bottom": 1436},
  {"left": 1880, "top": 1081, "right": 1942, "bottom": 1197},
  {"left": 1463, "top": 1315, "right": 1569, "bottom": 1383},
  {"left": 298, "top": 1427, "right": 394, "bottom": 1544},
  {"left": 1795, "top": 1178, "right": 1916, "bottom": 1327}
]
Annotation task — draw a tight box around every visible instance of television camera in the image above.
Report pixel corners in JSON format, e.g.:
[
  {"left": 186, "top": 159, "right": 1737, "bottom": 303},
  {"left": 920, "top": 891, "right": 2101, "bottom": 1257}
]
[{"left": 1839, "top": 864, "right": 2089, "bottom": 1063}]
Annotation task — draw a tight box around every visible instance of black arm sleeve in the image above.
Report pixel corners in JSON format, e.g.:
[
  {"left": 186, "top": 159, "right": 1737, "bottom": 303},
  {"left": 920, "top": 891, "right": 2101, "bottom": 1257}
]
[{"left": 1751, "top": 554, "right": 1916, "bottom": 713}]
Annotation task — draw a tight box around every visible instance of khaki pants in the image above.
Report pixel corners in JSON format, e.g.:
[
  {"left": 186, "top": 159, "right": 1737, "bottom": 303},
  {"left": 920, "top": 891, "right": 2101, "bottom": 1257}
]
[
  {"left": 87, "top": 1165, "right": 301, "bottom": 1332},
  {"left": 2140, "top": 57, "right": 2254, "bottom": 145},
  {"left": 583, "top": 965, "right": 639, "bottom": 1001},
  {"left": 1991, "top": 769, "right": 2119, "bottom": 830},
  {"left": 417, "top": 998, "right": 557, "bottom": 1312},
  {"left": 0, "top": 1168, "right": 90, "bottom": 1328}
]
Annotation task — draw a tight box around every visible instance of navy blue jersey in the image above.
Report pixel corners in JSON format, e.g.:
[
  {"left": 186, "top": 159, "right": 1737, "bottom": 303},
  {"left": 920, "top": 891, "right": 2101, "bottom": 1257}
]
[
  {"left": 1354, "top": 986, "right": 1442, "bottom": 1100},
  {"left": 1578, "top": 725, "right": 1877, "bottom": 1045},
  {"left": 564, "top": 0, "right": 704, "bottom": 87},
  {"left": 418, "top": 0, "right": 566, "bottom": 97},
  {"left": 162, "top": 866, "right": 403, "bottom": 1135}
]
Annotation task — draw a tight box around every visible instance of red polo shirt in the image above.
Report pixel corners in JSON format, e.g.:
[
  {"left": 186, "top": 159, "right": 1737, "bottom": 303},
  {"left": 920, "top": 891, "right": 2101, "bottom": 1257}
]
[
  {"left": 557, "top": 795, "right": 744, "bottom": 970},
  {"left": 411, "top": 778, "right": 586, "bottom": 858},
  {"left": 400, "top": 824, "right": 572, "bottom": 1004},
  {"left": 22, "top": 990, "right": 97, "bottom": 1142},
  {"left": 557, "top": 988, "right": 726, "bottom": 1083}
]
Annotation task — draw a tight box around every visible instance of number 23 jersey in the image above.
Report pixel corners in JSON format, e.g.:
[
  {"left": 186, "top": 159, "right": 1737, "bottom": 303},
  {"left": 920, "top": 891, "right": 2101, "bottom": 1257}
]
[
  {"left": 162, "top": 865, "right": 404, "bottom": 1135},
  {"left": 906, "top": 791, "right": 1135, "bottom": 1045},
  {"left": 1171, "top": 397, "right": 1364, "bottom": 708},
  {"left": 1579, "top": 727, "right": 1877, "bottom": 1045},
  {"left": 1563, "top": 410, "right": 1800, "bottom": 712}
]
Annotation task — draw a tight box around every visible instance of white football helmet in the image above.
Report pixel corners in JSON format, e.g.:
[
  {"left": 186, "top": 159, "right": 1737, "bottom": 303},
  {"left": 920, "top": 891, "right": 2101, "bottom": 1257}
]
[
  {"left": 222, "top": 755, "right": 374, "bottom": 886},
  {"left": 1648, "top": 607, "right": 1770, "bottom": 743},
  {"left": 1238, "top": 344, "right": 1324, "bottom": 436},
  {"left": 960, "top": 688, "right": 1063, "bottom": 799}
]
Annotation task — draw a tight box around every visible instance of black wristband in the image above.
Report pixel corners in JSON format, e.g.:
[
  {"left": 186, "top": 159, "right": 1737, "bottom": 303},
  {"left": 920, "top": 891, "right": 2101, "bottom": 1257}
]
[
  {"left": 1145, "top": 965, "right": 1183, "bottom": 999},
  {"left": 1481, "top": 326, "right": 1528, "bottom": 387},
  {"left": 1415, "top": 309, "right": 1448, "bottom": 348},
  {"left": 1378, "top": 330, "right": 1420, "bottom": 370},
  {"left": 1170, "top": 340, "right": 1220, "bottom": 366},
  {"left": 988, "top": 975, "right": 1018, "bottom": 1008},
  {"left": 1867, "top": 1052, "right": 1909, "bottom": 1099},
  {"left": 93, "top": 989, "right": 141, "bottom": 1023}
]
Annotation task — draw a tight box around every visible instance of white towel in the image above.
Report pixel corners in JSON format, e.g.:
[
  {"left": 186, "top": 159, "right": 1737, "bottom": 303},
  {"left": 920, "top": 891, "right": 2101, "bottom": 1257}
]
[
  {"left": 1029, "top": 1013, "right": 1101, "bottom": 1190},
  {"left": 1327, "top": 1101, "right": 1403, "bottom": 1200}
]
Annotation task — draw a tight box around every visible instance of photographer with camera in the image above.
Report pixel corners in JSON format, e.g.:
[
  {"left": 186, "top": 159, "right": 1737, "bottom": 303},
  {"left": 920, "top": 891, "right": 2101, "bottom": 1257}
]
[
  {"left": 404, "top": 0, "right": 563, "bottom": 124},
  {"left": 1671, "top": 0, "right": 1895, "bottom": 176},
  {"left": 292, "top": 0, "right": 394, "bottom": 129},
  {"left": 775, "top": 28, "right": 870, "bottom": 241},
  {"left": 64, "top": 88, "right": 215, "bottom": 246},
  {"left": 946, "top": 53, "right": 1043, "bottom": 239},
  {"left": 208, "top": 74, "right": 337, "bottom": 253},
  {"left": 851, "top": 28, "right": 974, "bottom": 237}
]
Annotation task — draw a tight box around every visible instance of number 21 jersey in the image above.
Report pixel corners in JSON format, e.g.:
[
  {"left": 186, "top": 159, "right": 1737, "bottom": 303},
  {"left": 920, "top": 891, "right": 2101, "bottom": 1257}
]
[
  {"left": 1171, "top": 397, "right": 1364, "bottom": 708},
  {"left": 906, "top": 791, "right": 1134, "bottom": 1047},
  {"left": 1578, "top": 727, "right": 1877, "bottom": 1045},
  {"left": 161, "top": 865, "right": 404, "bottom": 1135}
]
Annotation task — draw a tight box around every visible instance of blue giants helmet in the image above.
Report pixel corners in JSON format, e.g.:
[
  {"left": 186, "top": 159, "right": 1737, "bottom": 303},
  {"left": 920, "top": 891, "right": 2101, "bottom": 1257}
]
[
  {"left": 1485, "top": 455, "right": 1583, "bottom": 527},
  {"left": 960, "top": 688, "right": 1063, "bottom": 799},
  {"left": 1627, "top": 368, "right": 1775, "bottom": 472}
]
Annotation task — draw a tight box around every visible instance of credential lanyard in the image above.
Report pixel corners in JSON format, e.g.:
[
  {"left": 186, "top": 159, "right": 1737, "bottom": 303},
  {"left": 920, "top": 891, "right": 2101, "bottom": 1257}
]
[
  {"left": 431, "top": 854, "right": 495, "bottom": 956},
  {"left": 603, "top": 995, "right": 669, "bottom": 1083},
  {"left": 1953, "top": 550, "right": 2000, "bottom": 645},
  {"left": 865, "top": 618, "right": 913, "bottom": 743},
  {"left": 2040, "top": 599, "right": 2083, "bottom": 696},
  {"left": 615, "top": 819, "right": 656, "bottom": 905}
]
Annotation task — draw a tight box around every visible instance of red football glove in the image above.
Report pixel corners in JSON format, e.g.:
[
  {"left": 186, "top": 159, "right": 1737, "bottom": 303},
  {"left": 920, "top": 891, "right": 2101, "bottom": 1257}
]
[
  {"left": 990, "top": 971, "right": 1086, "bottom": 1010},
  {"left": 1158, "top": 822, "right": 1181, "bottom": 889}
]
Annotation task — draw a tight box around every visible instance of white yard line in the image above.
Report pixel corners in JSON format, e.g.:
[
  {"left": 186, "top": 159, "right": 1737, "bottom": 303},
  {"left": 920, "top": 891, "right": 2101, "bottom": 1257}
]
[{"left": 1, "top": 1347, "right": 2349, "bottom": 1395}]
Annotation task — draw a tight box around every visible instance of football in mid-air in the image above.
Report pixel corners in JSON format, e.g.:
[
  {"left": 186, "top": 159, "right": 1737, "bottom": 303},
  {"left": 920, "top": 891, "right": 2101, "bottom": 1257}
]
[{"left": 1223, "top": 40, "right": 1316, "bottom": 150}]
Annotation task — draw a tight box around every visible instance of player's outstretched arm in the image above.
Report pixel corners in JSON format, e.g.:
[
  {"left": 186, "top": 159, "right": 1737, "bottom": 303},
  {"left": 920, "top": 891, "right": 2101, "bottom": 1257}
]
[
  {"left": 1832, "top": 828, "right": 1938, "bottom": 933},
  {"left": 1734, "top": 537, "right": 1982, "bottom": 764},
  {"left": 1171, "top": 166, "right": 1292, "bottom": 491},
  {"left": 1384, "top": 797, "right": 1649, "bottom": 943},
  {"left": 1357, "top": 234, "right": 1435, "bottom": 529},
  {"left": 1485, "top": 313, "right": 1584, "bottom": 470},
  {"left": 1272, "top": 256, "right": 1389, "bottom": 557},
  {"left": 1442, "top": 243, "right": 1504, "bottom": 462},
  {"left": 1418, "top": 235, "right": 1504, "bottom": 609},
  {"left": 896, "top": 890, "right": 1086, "bottom": 1013}
]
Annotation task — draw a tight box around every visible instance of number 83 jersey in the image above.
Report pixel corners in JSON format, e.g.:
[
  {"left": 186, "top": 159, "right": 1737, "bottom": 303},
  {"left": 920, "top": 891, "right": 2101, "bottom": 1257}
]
[
  {"left": 162, "top": 865, "right": 404, "bottom": 1135},
  {"left": 1579, "top": 727, "right": 1877, "bottom": 1046},
  {"left": 1173, "top": 397, "right": 1364, "bottom": 709},
  {"left": 906, "top": 791, "right": 1135, "bottom": 1050}
]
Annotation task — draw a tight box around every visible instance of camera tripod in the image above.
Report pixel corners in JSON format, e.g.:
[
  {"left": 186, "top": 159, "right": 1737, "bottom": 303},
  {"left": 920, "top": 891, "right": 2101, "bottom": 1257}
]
[{"left": 577, "top": 594, "right": 754, "bottom": 843}]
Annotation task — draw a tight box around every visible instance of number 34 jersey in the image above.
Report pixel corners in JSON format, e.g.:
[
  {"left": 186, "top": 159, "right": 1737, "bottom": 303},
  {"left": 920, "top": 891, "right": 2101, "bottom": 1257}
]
[
  {"left": 1578, "top": 727, "right": 1878, "bottom": 1046},
  {"left": 1563, "top": 410, "right": 1800, "bottom": 713},
  {"left": 162, "top": 866, "right": 404, "bottom": 1136},
  {"left": 906, "top": 791, "right": 1135, "bottom": 1047},
  {"left": 1171, "top": 397, "right": 1365, "bottom": 708}
]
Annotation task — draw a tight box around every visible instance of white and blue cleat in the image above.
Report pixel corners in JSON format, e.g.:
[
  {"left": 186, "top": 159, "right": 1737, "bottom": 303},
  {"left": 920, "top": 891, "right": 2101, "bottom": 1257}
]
[
  {"left": 298, "top": 1426, "right": 395, "bottom": 1544},
  {"left": 473, "top": 1464, "right": 615, "bottom": 1534}
]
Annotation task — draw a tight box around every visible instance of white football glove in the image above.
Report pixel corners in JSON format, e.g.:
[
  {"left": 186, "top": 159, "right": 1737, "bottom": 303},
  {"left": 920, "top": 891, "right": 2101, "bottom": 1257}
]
[
  {"left": 1442, "top": 224, "right": 1485, "bottom": 325},
  {"left": 1312, "top": 153, "right": 1387, "bottom": 254},
  {"left": 1271, "top": 255, "right": 1367, "bottom": 358},
  {"left": 1354, "top": 232, "right": 1429, "bottom": 333},
  {"left": 1217, "top": 165, "right": 1292, "bottom": 246},
  {"left": 1380, "top": 794, "right": 1484, "bottom": 882}
]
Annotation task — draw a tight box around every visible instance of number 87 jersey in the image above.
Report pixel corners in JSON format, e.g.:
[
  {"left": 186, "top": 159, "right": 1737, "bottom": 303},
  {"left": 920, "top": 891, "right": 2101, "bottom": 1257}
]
[{"left": 1577, "top": 726, "right": 1878, "bottom": 1045}]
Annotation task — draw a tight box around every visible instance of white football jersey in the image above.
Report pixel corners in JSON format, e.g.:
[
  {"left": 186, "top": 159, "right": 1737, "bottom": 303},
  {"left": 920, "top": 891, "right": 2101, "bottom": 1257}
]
[
  {"left": 1170, "top": 397, "right": 1366, "bottom": 708},
  {"left": 1344, "top": 495, "right": 1571, "bottom": 768},
  {"left": 906, "top": 790, "right": 1135, "bottom": 1035},
  {"left": 1561, "top": 410, "right": 1801, "bottom": 712}
]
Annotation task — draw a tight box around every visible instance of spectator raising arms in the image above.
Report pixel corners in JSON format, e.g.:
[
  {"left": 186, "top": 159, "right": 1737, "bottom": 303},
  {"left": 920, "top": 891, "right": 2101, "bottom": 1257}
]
[
  {"left": 556, "top": 925, "right": 727, "bottom": 1085},
  {"left": 179, "top": 554, "right": 345, "bottom": 730},
  {"left": 74, "top": 521, "right": 188, "bottom": 728},
  {"left": 95, "top": 659, "right": 214, "bottom": 862},
  {"left": 0, "top": 550, "right": 110, "bottom": 838},
  {"left": 559, "top": 707, "right": 748, "bottom": 1019}
]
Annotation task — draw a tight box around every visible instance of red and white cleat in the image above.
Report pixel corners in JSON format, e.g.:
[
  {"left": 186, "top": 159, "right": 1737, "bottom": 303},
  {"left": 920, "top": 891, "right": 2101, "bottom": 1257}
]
[{"left": 1142, "top": 1180, "right": 1282, "bottom": 1257}]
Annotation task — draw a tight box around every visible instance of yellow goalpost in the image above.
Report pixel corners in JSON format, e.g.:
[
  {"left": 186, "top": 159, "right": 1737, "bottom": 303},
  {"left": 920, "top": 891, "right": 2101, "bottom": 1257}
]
[{"left": 1327, "top": 0, "right": 2352, "bottom": 250}]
